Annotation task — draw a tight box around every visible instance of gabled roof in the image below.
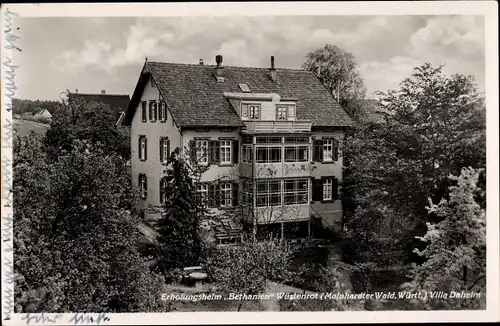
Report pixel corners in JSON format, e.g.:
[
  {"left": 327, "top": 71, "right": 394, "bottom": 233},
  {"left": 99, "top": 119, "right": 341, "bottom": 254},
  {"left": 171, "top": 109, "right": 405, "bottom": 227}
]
[
  {"left": 68, "top": 92, "right": 130, "bottom": 119},
  {"left": 34, "top": 108, "right": 51, "bottom": 116},
  {"left": 124, "top": 61, "right": 352, "bottom": 128}
]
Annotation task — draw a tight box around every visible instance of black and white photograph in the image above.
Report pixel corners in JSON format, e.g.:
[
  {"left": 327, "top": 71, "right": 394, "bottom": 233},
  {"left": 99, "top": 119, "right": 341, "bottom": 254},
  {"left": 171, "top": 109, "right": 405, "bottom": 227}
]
[{"left": 1, "top": 1, "right": 498, "bottom": 324}]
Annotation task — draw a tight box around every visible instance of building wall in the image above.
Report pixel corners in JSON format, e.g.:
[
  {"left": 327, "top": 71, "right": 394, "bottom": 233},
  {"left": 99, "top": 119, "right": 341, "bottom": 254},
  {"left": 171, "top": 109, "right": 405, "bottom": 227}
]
[
  {"left": 180, "top": 128, "right": 240, "bottom": 182},
  {"left": 130, "top": 76, "right": 181, "bottom": 219},
  {"left": 310, "top": 129, "right": 345, "bottom": 232}
]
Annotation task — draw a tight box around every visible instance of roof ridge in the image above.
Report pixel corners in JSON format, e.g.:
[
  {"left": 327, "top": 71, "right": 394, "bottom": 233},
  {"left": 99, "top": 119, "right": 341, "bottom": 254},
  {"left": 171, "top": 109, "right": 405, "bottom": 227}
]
[{"left": 147, "top": 61, "right": 311, "bottom": 73}]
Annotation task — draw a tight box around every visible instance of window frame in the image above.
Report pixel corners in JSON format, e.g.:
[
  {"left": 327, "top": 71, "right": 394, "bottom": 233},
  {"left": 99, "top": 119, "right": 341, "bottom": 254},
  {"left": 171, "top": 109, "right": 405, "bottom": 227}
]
[
  {"left": 196, "top": 183, "right": 209, "bottom": 206},
  {"left": 323, "top": 138, "right": 334, "bottom": 162},
  {"left": 138, "top": 135, "right": 147, "bottom": 161},
  {"left": 220, "top": 139, "right": 232, "bottom": 165},
  {"left": 244, "top": 103, "right": 261, "bottom": 120},
  {"left": 160, "top": 137, "right": 169, "bottom": 164},
  {"left": 276, "top": 106, "right": 288, "bottom": 120},
  {"left": 220, "top": 182, "right": 233, "bottom": 207},
  {"left": 159, "top": 101, "right": 167, "bottom": 123},
  {"left": 196, "top": 139, "right": 209, "bottom": 164},
  {"left": 284, "top": 145, "right": 309, "bottom": 162},
  {"left": 283, "top": 178, "right": 309, "bottom": 205},
  {"left": 256, "top": 179, "right": 282, "bottom": 207},
  {"left": 139, "top": 174, "right": 147, "bottom": 199},
  {"left": 323, "top": 178, "right": 333, "bottom": 201}
]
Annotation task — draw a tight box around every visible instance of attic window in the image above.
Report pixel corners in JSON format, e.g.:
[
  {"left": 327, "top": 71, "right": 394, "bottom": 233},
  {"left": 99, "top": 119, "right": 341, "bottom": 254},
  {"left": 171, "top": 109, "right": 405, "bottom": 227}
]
[
  {"left": 238, "top": 83, "right": 251, "bottom": 93},
  {"left": 216, "top": 76, "right": 225, "bottom": 83}
]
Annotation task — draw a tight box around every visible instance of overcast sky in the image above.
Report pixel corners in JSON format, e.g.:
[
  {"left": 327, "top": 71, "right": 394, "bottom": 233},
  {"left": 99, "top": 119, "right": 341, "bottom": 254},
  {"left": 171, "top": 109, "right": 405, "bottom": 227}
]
[{"left": 15, "top": 15, "right": 485, "bottom": 101}]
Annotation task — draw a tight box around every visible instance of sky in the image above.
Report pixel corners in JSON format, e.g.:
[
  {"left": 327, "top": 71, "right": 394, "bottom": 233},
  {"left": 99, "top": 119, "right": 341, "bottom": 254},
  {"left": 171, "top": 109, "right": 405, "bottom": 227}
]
[{"left": 15, "top": 15, "right": 485, "bottom": 101}]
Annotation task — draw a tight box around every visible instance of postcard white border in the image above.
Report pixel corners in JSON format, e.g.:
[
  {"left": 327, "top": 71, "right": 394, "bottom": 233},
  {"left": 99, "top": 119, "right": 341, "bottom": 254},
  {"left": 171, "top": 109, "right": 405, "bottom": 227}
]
[{"left": 1, "top": 1, "right": 499, "bottom": 324}]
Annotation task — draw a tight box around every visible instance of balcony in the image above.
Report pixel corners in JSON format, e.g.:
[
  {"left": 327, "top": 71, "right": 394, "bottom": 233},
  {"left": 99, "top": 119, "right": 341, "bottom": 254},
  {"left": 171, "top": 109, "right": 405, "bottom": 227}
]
[{"left": 242, "top": 120, "right": 312, "bottom": 133}]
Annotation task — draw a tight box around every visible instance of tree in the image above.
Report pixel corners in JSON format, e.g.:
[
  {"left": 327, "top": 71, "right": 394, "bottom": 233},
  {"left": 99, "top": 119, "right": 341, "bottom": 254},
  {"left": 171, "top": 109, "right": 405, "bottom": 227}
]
[
  {"left": 342, "top": 63, "right": 486, "bottom": 266},
  {"left": 147, "top": 147, "right": 207, "bottom": 276},
  {"left": 205, "top": 239, "right": 295, "bottom": 311},
  {"left": 303, "top": 44, "right": 367, "bottom": 119},
  {"left": 407, "top": 167, "right": 486, "bottom": 310},
  {"left": 44, "top": 96, "right": 130, "bottom": 162},
  {"left": 14, "top": 135, "right": 167, "bottom": 312}
]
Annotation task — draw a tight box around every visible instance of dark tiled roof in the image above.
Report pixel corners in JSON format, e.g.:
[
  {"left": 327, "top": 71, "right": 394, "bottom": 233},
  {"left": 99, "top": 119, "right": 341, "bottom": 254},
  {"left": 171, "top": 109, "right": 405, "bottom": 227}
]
[
  {"left": 69, "top": 93, "right": 130, "bottom": 119},
  {"left": 358, "top": 99, "right": 391, "bottom": 124},
  {"left": 126, "top": 61, "right": 352, "bottom": 127}
]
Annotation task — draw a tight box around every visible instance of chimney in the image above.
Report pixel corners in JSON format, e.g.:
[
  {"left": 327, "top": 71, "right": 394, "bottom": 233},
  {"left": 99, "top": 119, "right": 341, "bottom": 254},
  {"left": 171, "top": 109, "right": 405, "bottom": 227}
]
[
  {"left": 270, "top": 56, "right": 277, "bottom": 82},
  {"left": 199, "top": 58, "right": 204, "bottom": 66},
  {"left": 101, "top": 89, "right": 106, "bottom": 95},
  {"left": 216, "top": 55, "right": 223, "bottom": 68},
  {"left": 215, "top": 55, "right": 224, "bottom": 81}
]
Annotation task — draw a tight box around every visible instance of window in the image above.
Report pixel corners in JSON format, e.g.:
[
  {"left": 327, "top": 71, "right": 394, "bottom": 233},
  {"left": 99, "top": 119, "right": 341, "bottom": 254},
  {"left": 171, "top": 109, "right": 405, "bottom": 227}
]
[
  {"left": 284, "top": 179, "right": 308, "bottom": 205},
  {"left": 238, "top": 83, "right": 251, "bottom": 92},
  {"left": 159, "top": 178, "right": 167, "bottom": 204},
  {"left": 241, "top": 179, "right": 253, "bottom": 206},
  {"left": 220, "top": 140, "right": 232, "bottom": 164},
  {"left": 159, "top": 101, "right": 167, "bottom": 122},
  {"left": 242, "top": 145, "right": 253, "bottom": 163},
  {"left": 138, "top": 174, "right": 147, "bottom": 199},
  {"left": 149, "top": 101, "right": 157, "bottom": 122},
  {"left": 256, "top": 136, "right": 282, "bottom": 144},
  {"left": 256, "top": 180, "right": 281, "bottom": 207},
  {"left": 284, "top": 136, "right": 308, "bottom": 144},
  {"left": 220, "top": 183, "right": 232, "bottom": 207},
  {"left": 138, "top": 136, "right": 147, "bottom": 161},
  {"left": 256, "top": 146, "right": 281, "bottom": 163},
  {"left": 241, "top": 103, "right": 261, "bottom": 120},
  {"left": 151, "top": 77, "right": 155, "bottom": 87},
  {"left": 323, "top": 178, "right": 332, "bottom": 201},
  {"left": 141, "top": 101, "right": 147, "bottom": 122},
  {"left": 196, "top": 183, "right": 208, "bottom": 206},
  {"left": 196, "top": 140, "right": 209, "bottom": 164},
  {"left": 276, "top": 106, "right": 287, "bottom": 120},
  {"left": 323, "top": 139, "right": 333, "bottom": 161},
  {"left": 284, "top": 146, "right": 308, "bottom": 162},
  {"left": 159, "top": 137, "right": 170, "bottom": 163},
  {"left": 242, "top": 135, "right": 253, "bottom": 144}
]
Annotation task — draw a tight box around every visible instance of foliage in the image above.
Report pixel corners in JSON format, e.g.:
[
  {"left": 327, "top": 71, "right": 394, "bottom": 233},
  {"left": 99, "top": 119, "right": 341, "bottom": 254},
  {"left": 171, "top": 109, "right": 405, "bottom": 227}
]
[
  {"left": 281, "top": 262, "right": 359, "bottom": 311},
  {"left": 44, "top": 97, "right": 130, "bottom": 162},
  {"left": 14, "top": 128, "right": 166, "bottom": 312},
  {"left": 146, "top": 148, "right": 206, "bottom": 275},
  {"left": 303, "top": 44, "right": 367, "bottom": 119},
  {"left": 407, "top": 167, "right": 486, "bottom": 310},
  {"left": 12, "top": 97, "right": 59, "bottom": 115},
  {"left": 342, "top": 63, "right": 486, "bottom": 267},
  {"left": 205, "top": 239, "right": 295, "bottom": 311}
]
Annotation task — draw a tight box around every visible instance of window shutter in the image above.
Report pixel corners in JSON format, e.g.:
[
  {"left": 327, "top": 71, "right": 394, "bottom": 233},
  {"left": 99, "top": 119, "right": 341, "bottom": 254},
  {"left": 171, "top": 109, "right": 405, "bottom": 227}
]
[
  {"left": 144, "top": 175, "right": 148, "bottom": 198},
  {"left": 208, "top": 183, "right": 216, "bottom": 208},
  {"left": 144, "top": 137, "right": 148, "bottom": 161},
  {"left": 215, "top": 183, "right": 221, "bottom": 207},
  {"left": 312, "top": 178, "right": 323, "bottom": 202},
  {"left": 158, "top": 103, "right": 163, "bottom": 121},
  {"left": 141, "top": 102, "right": 147, "bottom": 122},
  {"left": 189, "top": 140, "right": 196, "bottom": 161},
  {"left": 167, "top": 139, "right": 170, "bottom": 161},
  {"left": 232, "top": 140, "right": 239, "bottom": 164},
  {"left": 232, "top": 182, "right": 239, "bottom": 206},
  {"left": 313, "top": 139, "right": 322, "bottom": 162},
  {"left": 332, "top": 177, "right": 339, "bottom": 200},
  {"left": 333, "top": 139, "right": 339, "bottom": 161},
  {"left": 138, "top": 137, "right": 141, "bottom": 160},
  {"left": 149, "top": 102, "right": 153, "bottom": 120},
  {"left": 209, "top": 140, "right": 220, "bottom": 164},
  {"left": 159, "top": 138, "right": 164, "bottom": 162}
]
